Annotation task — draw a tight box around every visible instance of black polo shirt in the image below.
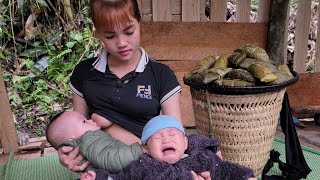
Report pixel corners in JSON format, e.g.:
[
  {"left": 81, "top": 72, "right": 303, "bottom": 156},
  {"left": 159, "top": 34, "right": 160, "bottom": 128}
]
[{"left": 70, "top": 48, "right": 182, "bottom": 137}]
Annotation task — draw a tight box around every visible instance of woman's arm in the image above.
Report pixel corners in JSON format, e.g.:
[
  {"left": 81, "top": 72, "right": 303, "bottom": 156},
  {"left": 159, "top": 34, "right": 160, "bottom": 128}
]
[
  {"left": 72, "top": 93, "right": 90, "bottom": 119},
  {"left": 161, "top": 93, "right": 182, "bottom": 121},
  {"left": 104, "top": 124, "right": 141, "bottom": 145}
]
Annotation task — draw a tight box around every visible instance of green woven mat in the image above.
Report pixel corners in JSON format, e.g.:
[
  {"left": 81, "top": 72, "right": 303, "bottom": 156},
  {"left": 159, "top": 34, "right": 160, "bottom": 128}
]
[
  {"left": 0, "top": 154, "right": 79, "bottom": 180},
  {"left": 263, "top": 137, "right": 320, "bottom": 180},
  {"left": 0, "top": 137, "right": 319, "bottom": 180}
]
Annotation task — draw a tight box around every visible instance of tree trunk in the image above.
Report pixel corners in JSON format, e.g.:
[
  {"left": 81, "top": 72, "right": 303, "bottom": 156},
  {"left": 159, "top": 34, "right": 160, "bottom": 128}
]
[{"left": 266, "top": 0, "right": 290, "bottom": 64}]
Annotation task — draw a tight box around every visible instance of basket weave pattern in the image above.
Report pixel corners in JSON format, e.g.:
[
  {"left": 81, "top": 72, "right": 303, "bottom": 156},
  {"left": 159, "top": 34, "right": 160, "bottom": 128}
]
[{"left": 190, "top": 87, "right": 286, "bottom": 176}]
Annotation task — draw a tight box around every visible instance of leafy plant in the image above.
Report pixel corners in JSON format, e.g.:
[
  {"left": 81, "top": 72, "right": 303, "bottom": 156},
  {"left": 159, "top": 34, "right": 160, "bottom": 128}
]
[{"left": 1, "top": 0, "right": 100, "bottom": 137}]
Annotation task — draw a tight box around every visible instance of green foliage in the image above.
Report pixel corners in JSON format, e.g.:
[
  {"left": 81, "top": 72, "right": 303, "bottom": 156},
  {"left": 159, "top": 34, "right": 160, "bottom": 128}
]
[{"left": 1, "top": 0, "right": 101, "bottom": 137}]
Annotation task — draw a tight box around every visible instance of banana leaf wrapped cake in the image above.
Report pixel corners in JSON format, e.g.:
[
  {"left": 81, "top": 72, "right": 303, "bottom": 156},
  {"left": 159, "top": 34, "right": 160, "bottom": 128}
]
[{"left": 184, "top": 44, "right": 298, "bottom": 95}]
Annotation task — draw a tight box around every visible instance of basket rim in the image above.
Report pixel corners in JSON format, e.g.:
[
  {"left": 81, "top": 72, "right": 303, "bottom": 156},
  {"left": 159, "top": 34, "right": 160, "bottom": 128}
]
[{"left": 184, "top": 71, "right": 299, "bottom": 95}]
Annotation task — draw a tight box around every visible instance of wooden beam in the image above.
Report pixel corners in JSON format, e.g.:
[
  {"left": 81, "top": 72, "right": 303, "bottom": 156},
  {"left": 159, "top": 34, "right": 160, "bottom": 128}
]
[
  {"left": 140, "top": 21, "right": 267, "bottom": 126},
  {"left": 141, "top": 21, "right": 267, "bottom": 61},
  {"left": 236, "top": 0, "right": 251, "bottom": 22},
  {"left": 152, "top": 0, "right": 172, "bottom": 21},
  {"left": 266, "top": 0, "right": 290, "bottom": 64},
  {"left": 182, "top": 0, "right": 200, "bottom": 22},
  {"left": 286, "top": 72, "right": 320, "bottom": 118},
  {"left": 0, "top": 65, "right": 19, "bottom": 153},
  {"left": 294, "top": 0, "right": 312, "bottom": 73},
  {"left": 315, "top": 1, "right": 320, "bottom": 72},
  {"left": 210, "top": 0, "right": 227, "bottom": 22},
  {"left": 257, "top": 0, "right": 270, "bottom": 23}
]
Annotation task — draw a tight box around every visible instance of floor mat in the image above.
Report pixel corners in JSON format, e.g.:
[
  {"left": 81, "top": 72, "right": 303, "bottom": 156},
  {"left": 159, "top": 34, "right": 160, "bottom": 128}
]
[
  {"left": 266, "top": 137, "right": 320, "bottom": 180},
  {"left": 0, "top": 153, "right": 79, "bottom": 180},
  {"left": 0, "top": 137, "right": 319, "bottom": 180}
]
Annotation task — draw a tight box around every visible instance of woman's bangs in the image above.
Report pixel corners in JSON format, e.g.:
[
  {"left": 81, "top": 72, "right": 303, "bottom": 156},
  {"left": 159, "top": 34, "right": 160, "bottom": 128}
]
[{"left": 95, "top": 6, "right": 133, "bottom": 31}]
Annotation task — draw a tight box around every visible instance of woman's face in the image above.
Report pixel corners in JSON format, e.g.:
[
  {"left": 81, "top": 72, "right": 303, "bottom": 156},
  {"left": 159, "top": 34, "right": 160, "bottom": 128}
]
[
  {"left": 97, "top": 18, "right": 141, "bottom": 62},
  {"left": 146, "top": 128, "right": 188, "bottom": 164}
]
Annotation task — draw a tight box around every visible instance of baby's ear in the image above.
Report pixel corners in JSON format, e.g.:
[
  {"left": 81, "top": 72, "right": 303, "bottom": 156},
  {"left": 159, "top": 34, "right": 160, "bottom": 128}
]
[
  {"left": 184, "top": 136, "right": 188, "bottom": 150},
  {"left": 142, "top": 144, "right": 149, "bottom": 153}
]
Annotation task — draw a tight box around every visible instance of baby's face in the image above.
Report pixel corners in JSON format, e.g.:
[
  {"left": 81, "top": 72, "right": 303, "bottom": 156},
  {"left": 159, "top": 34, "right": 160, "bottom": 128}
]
[
  {"left": 65, "top": 112, "right": 101, "bottom": 138},
  {"left": 146, "top": 128, "right": 188, "bottom": 164}
]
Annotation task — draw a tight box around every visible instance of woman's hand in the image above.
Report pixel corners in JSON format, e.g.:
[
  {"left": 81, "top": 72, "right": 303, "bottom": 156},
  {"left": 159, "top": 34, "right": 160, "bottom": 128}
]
[
  {"left": 80, "top": 171, "right": 96, "bottom": 180},
  {"left": 216, "top": 150, "right": 223, "bottom": 159},
  {"left": 191, "top": 171, "right": 211, "bottom": 180},
  {"left": 58, "top": 146, "right": 90, "bottom": 172}
]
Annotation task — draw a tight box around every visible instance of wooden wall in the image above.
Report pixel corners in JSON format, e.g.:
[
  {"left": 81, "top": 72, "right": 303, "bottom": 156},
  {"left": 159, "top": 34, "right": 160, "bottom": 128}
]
[
  {"left": 141, "top": 22, "right": 267, "bottom": 126},
  {"left": 138, "top": 0, "right": 320, "bottom": 126},
  {"left": 139, "top": 0, "right": 270, "bottom": 126}
]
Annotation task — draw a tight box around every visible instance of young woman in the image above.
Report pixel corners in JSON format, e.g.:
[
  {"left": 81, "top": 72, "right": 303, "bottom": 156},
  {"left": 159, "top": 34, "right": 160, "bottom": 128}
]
[{"left": 58, "top": 0, "right": 183, "bottom": 173}]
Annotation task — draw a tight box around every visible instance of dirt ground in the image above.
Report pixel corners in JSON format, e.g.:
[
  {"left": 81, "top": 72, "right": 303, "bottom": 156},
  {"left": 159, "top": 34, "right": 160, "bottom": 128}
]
[{"left": 276, "top": 120, "right": 320, "bottom": 151}]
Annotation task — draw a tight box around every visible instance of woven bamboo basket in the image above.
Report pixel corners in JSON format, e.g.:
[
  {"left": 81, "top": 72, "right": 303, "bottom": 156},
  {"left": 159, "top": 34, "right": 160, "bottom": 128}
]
[{"left": 190, "top": 87, "right": 286, "bottom": 176}]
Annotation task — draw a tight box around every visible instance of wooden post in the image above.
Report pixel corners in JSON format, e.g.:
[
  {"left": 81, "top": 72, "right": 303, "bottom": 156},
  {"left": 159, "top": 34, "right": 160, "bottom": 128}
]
[
  {"left": 294, "top": 0, "right": 312, "bottom": 73},
  {"left": 257, "top": 0, "right": 270, "bottom": 23},
  {"left": 210, "top": 0, "right": 227, "bottom": 22},
  {"left": 236, "top": 0, "right": 251, "bottom": 22},
  {"left": 152, "top": 0, "right": 172, "bottom": 21},
  {"left": 315, "top": 1, "right": 320, "bottom": 72},
  {"left": 0, "top": 65, "right": 19, "bottom": 153},
  {"left": 266, "top": 0, "right": 290, "bottom": 64},
  {"left": 182, "top": 0, "right": 200, "bottom": 22}
]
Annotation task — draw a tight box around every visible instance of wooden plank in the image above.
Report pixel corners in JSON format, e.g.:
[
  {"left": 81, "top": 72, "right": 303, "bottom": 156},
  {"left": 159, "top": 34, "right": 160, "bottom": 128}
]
[
  {"left": 182, "top": 0, "right": 200, "bottom": 22},
  {"left": 210, "top": 0, "right": 227, "bottom": 22},
  {"left": 0, "top": 153, "right": 10, "bottom": 164},
  {"left": 43, "top": 147, "right": 58, "bottom": 157},
  {"left": 19, "top": 142, "right": 45, "bottom": 151},
  {"left": 158, "top": 60, "right": 198, "bottom": 72},
  {"left": 152, "top": 0, "right": 172, "bottom": 21},
  {"left": 286, "top": 72, "right": 320, "bottom": 118},
  {"left": 0, "top": 66, "right": 19, "bottom": 153},
  {"left": 141, "top": 22, "right": 267, "bottom": 61},
  {"left": 29, "top": 136, "right": 47, "bottom": 144},
  {"left": 257, "top": 0, "right": 270, "bottom": 23},
  {"left": 315, "top": 3, "right": 320, "bottom": 72},
  {"left": 141, "top": 22, "right": 267, "bottom": 126},
  {"left": 14, "top": 150, "right": 42, "bottom": 160},
  {"left": 235, "top": 0, "right": 251, "bottom": 22},
  {"left": 293, "top": 0, "right": 312, "bottom": 73}
]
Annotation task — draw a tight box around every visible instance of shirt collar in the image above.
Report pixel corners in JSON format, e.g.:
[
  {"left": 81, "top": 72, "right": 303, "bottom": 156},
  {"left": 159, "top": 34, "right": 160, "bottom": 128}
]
[{"left": 92, "top": 47, "right": 149, "bottom": 73}]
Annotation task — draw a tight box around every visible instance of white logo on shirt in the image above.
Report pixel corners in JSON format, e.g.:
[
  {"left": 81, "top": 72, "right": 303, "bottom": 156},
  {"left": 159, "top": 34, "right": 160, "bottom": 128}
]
[{"left": 136, "top": 85, "right": 152, "bottom": 100}]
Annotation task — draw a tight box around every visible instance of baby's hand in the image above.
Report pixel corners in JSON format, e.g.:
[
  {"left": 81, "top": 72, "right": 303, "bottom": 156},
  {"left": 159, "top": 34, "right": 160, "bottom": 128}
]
[{"left": 80, "top": 171, "right": 96, "bottom": 180}]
